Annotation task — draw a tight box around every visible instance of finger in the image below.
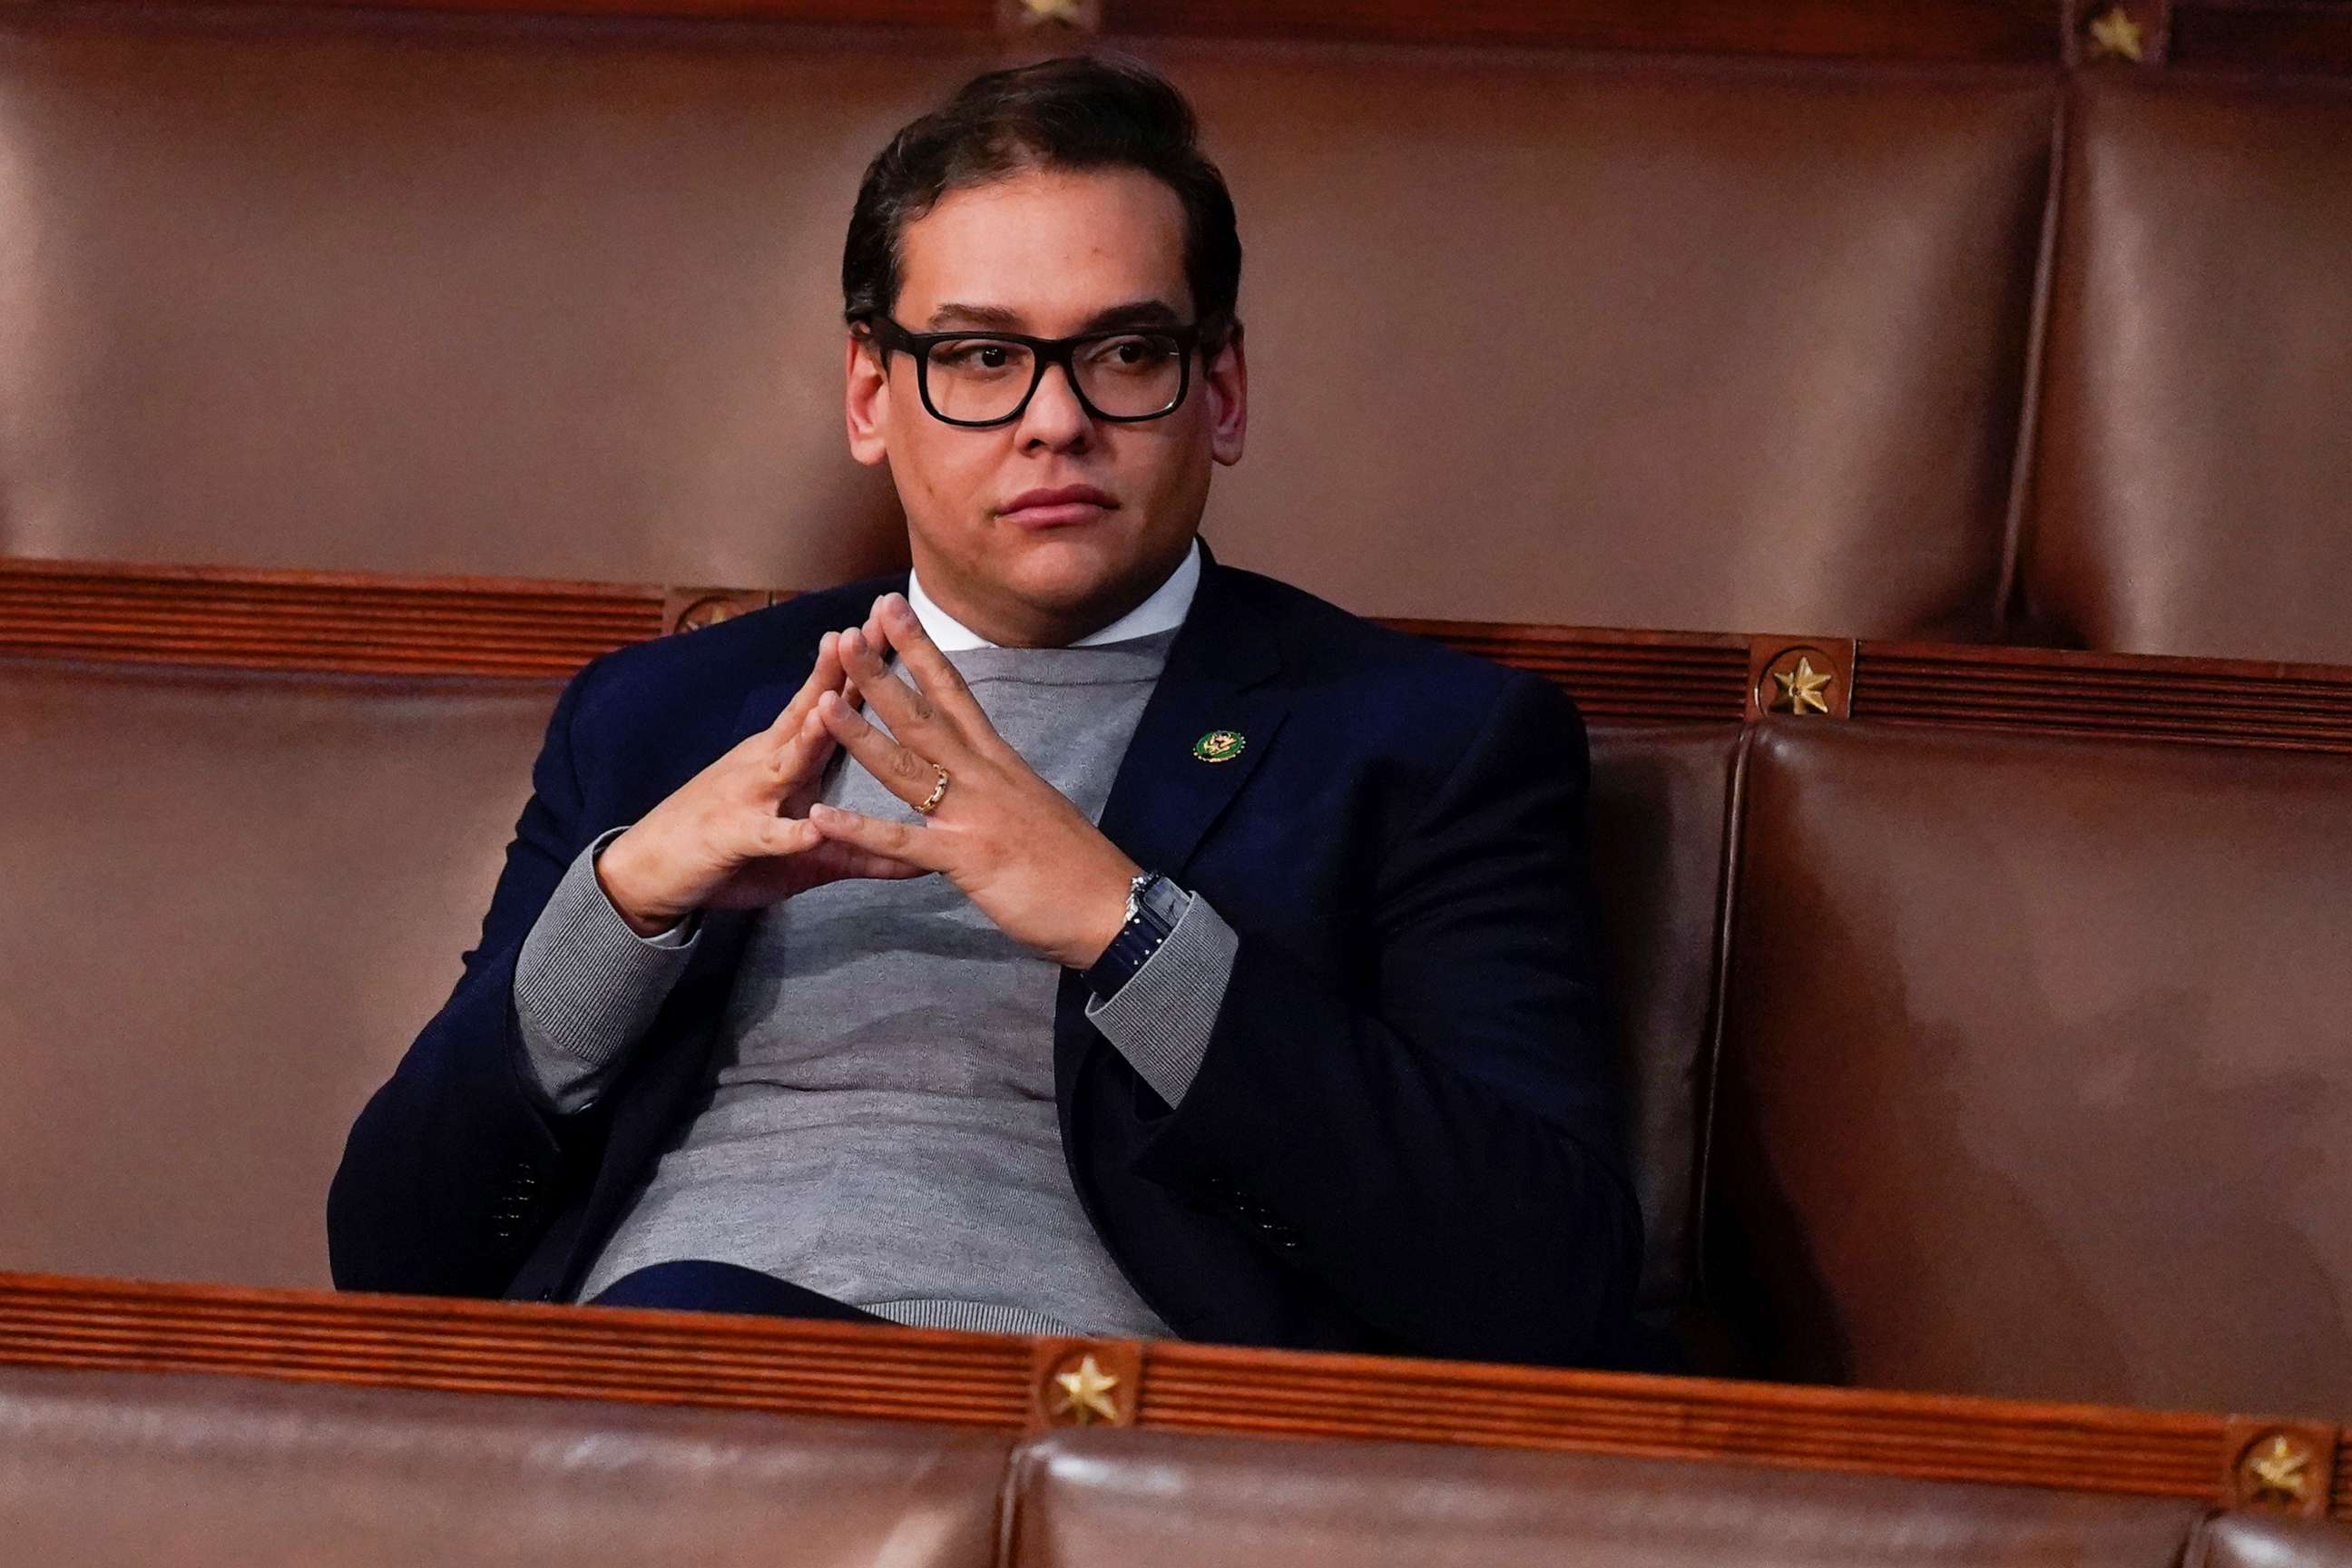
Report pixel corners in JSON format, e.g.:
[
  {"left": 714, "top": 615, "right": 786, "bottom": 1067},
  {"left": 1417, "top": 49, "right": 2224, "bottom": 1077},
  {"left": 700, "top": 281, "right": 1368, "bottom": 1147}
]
[
  {"left": 810, "top": 842, "right": 928, "bottom": 883},
  {"left": 835, "top": 626, "right": 954, "bottom": 757},
  {"left": 761, "top": 632, "right": 848, "bottom": 741},
  {"left": 740, "top": 813, "right": 920, "bottom": 883},
  {"left": 872, "top": 593, "right": 992, "bottom": 737},
  {"left": 746, "top": 811, "right": 823, "bottom": 858},
  {"left": 818, "top": 689, "right": 951, "bottom": 811},
  {"left": 808, "top": 800, "right": 956, "bottom": 874},
  {"left": 765, "top": 707, "right": 834, "bottom": 791}
]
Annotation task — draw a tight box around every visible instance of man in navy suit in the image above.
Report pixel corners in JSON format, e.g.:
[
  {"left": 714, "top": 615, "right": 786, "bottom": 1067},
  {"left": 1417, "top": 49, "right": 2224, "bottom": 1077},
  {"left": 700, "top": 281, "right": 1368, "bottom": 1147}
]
[{"left": 329, "top": 54, "right": 1640, "bottom": 1368}]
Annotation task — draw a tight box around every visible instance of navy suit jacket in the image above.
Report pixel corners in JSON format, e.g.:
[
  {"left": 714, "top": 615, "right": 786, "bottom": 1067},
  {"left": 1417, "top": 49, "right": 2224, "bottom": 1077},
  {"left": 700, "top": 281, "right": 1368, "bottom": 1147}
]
[{"left": 328, "top": 557, "right": 1642, "bottom": 1367}]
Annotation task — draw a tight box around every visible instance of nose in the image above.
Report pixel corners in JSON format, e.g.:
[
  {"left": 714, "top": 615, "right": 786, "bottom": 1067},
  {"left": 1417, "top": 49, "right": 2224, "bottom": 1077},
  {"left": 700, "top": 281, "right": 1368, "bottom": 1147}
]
[{"left": 1015, "top": 358, "right": 1094, "bottom": 453}]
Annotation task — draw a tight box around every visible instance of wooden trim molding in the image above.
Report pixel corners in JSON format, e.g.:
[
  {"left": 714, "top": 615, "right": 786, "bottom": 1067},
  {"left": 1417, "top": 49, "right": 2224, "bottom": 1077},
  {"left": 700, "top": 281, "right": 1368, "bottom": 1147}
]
[
  {"left": 2169, "top": 0, "right": 2352, "bottom": 72},
  {"left": 0, "top": 1271, "right": 2343, "bottom": 1517},
  {"left": 1098, "top": 0, "right": 2062, "bottom": 62},
  {"left": 209, "top": 0, "right": 2067, "bottom": 63},
  {"left": 62, "top": 0, "right": 2352, "bottom": 74},
  {"left": 1378, "top": 618, "right": 1752, "bottom": 724},
  {"left": 1849, "top": 641, "right": 2352, "bottom": 754},
  {"left": 0, "top": 558, "right": 662, "bottom": 681},
  {"left": 15, "top": 558, "right": 2352, "bottom": 757}
]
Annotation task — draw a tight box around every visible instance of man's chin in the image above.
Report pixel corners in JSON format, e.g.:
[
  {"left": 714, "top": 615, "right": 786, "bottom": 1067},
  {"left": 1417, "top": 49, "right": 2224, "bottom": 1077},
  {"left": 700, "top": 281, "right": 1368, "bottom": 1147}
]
[
  {"left": 997, "top": 535, "right": 1148, "bottom": 611},
  {"left": 958, "top": 544, "right": 1180, "bottom": 645}
]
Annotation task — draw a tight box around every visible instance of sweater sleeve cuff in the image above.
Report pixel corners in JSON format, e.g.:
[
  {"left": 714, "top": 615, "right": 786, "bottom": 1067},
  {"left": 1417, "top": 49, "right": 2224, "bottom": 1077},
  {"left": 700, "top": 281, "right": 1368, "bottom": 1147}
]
[
  {"left": 514, "top": 826, "right": 700, "bottom": 1112},
  {"left": 1083, "top": 892, "right": 1239, "bottom": 1108}
]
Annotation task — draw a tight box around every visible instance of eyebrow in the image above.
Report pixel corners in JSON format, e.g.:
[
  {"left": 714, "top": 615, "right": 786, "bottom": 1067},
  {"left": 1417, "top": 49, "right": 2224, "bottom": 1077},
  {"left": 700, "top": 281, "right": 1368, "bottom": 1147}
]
[{"left": 924, "top": 299, "right": 1187, "bottom": 334}]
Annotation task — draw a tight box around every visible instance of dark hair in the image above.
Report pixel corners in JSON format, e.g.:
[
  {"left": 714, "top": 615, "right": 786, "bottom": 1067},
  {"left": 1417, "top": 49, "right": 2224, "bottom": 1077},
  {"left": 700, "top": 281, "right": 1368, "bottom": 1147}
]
[{"left": 841, "top": 54, "right": 1241, "bottom": 353}]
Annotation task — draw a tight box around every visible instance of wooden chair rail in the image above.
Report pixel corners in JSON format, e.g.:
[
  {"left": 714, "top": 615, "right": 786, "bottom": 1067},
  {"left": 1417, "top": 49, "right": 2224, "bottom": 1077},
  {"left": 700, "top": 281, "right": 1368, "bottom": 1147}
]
[
  {"left": 99, "top": 0, "right": 2352, "bottom": 74},
  {"left": 0, "top": 1271, "right": 2342, "bottom": 1518},
  {"left": 0, "top": 559, "right": 663, "bottom": 681},
  {"left": 11, "top": 556, "right": 2352, "bottom": 757}
]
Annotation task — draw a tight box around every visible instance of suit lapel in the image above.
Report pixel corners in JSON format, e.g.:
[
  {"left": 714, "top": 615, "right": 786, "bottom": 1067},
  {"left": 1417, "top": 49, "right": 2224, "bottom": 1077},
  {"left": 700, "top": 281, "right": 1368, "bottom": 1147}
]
[
  {"left": 1060, "top": 560, "right": 1289, "bottom": 1102},
  {"left": 1096, "top": 557, "right": 1289, "bottom": 879}
]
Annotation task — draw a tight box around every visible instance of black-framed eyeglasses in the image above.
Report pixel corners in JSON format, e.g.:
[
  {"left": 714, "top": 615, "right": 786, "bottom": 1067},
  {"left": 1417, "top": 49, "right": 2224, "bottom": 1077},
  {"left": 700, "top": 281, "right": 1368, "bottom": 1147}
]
[{"left": 862, "top": 317, "right": 1201, "bottom": 428}]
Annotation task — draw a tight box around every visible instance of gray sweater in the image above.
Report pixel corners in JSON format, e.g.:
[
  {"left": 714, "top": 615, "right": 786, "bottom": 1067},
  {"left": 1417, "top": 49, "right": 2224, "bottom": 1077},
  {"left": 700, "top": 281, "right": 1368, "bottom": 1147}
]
[{"left": 513, "top": 632, "right": 1240, "bottom": 1337}]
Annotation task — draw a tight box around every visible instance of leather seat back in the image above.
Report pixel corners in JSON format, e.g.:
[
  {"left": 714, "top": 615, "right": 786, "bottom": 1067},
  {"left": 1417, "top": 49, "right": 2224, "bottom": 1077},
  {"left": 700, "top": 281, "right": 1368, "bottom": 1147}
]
[
  {"left": 1707, "top": 720, "right": 2352, "bottom": 1413},
  {"left": 0, "top": 661, "right": 555, "bottom": 1287},
  {"left": 2025, "top": 73, "right": 2352, "bottom": 662},
  {"left": 1007, "top": 1427, "right": 2208, "bottom": 1568},
  {"left": 0, "top": 1367, "right": 1011, "bottom": 1567},
  {"left": 0, "top": 5, "right": 2049, "bottom": 635},
  {"left": 2193, "top": 1515, "right": 2352, "bottom": 1568}
]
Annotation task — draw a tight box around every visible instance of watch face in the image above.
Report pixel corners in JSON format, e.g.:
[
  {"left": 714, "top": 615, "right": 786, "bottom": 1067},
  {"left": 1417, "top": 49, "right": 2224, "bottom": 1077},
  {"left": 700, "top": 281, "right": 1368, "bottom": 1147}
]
[{"left": 1136, "top": 875, "right": 1188, "bottom": 930}]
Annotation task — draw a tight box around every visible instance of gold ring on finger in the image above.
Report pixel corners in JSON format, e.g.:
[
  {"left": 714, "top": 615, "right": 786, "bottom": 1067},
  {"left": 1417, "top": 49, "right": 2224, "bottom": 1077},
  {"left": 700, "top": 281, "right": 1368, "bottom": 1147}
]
[{"left": 914, "top": 765, "right": 950, "bottom": 816}]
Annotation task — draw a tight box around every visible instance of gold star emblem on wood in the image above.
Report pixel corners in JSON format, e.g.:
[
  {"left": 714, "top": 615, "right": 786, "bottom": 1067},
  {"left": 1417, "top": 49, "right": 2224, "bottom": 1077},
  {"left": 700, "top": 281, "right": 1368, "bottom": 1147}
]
[
  {"left": 672, "top": 594, "right": 747, "bottom": 634},
  {"left": 2086, "top": 5, "right": 2146, "bottom": 61},
  {"left": 1050, "top": 1354, "right": 1122, "bottom": 1426},
  {"left": 2241, "top": 1435, "right": 2313, "bottom": 1505},
  {"left": 1022, "top": 0, "right": 1087, "bottom": 23},
  {"left": 1770, "top": 656, "right": 1834, "bottom": 717}
]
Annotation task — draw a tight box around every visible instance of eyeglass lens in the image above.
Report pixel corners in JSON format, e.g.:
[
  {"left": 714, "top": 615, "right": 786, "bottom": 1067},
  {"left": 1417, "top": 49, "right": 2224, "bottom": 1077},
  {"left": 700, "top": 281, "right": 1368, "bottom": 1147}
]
[{"left": 923, "top": 334, "right": 1186, "bottom": 423}]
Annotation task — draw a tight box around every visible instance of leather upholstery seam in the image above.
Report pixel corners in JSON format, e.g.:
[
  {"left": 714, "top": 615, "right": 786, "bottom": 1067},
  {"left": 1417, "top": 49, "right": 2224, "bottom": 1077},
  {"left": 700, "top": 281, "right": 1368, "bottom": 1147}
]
[
  {"left": 1994, "top": 70, "right": 2074, "bottom": 635},
  {"left": 1685, "top": 720, "right": 1757, "bottom": 1308}
]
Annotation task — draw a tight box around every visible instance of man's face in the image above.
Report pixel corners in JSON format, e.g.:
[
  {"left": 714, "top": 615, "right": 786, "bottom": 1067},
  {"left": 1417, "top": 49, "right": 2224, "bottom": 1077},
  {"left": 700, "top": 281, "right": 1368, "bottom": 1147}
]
[{"left": 846, "top": 164, "right": 1247, "bottom": 648}]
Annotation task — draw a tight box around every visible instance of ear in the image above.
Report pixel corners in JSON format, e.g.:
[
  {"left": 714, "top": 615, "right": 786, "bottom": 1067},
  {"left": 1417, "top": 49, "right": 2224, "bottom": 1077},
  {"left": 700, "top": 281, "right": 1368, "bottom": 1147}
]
[
  {"left": 845, "top": 329, "right": 891, "bottom": 467},
  {"left": 1205, "top": 321, "right": 1248, "bottom": 467}
]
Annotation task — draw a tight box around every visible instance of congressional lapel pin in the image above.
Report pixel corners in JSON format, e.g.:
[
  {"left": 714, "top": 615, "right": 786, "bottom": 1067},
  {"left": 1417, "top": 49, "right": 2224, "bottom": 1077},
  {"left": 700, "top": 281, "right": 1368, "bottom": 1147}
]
[{"left": 1192, "top": 729, "right": 1246, "bottom": 764}]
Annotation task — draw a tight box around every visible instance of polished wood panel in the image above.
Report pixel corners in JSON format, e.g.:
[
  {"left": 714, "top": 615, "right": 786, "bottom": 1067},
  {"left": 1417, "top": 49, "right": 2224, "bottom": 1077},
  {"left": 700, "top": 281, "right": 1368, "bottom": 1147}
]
[
  {"left": 1852, "top": 641, "right": 2352, "bottom": 754},
  {"left": 1105, "top": 0, "right": 2060, "bottom": 60},
  {"left": 2172, "top": 0, "right": 2352, "bottom": 71},
  {"left": 0, "top": 559, "right": 1761, "bottom": 719},
  {"left": 16, "top": 557, "right": 2352, "bottom": 755},
  {"left": 0, "top": 1271, "right": 1030, "bottom": 1426},
  {"left": 84, "top": 0, "right": 2352, "bottom": 74},
  {"left": 1380, "top": 619, "right": 1751, "bottom": 723},
  {"left": 1142, "top": 1339, "right": 2227, "bottom": 1500},
  {"left": 193, "top": 0, "right": 2065, "bottom": 61},
  {"left": 0, "top": 558, "right": 661, "bottom": 680},
  {"left": 236, "top": 0, "right": 994, "bottom": 24},
  {"left": 3, "top": 1270, "right": 2341, "bottom": 1515}
]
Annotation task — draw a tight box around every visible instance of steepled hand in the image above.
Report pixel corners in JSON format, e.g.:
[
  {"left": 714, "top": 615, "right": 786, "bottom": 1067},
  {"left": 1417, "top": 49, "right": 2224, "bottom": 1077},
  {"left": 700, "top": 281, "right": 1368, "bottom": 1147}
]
[{"left": 810, "top": 593, "right": 1142, "bottom": 970}]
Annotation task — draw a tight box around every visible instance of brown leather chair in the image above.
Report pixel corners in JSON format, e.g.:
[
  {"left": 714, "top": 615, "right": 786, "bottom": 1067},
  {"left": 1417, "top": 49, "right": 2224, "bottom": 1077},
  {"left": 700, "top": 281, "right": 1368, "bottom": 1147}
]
[
  {"left": 0, "top": 659, "right": 556, "bottom": 1288},
  {"left": 1705, "top": 720, "right": 2352, "bottom": 1414},
  {"left": 0, "top": 1367, "right": 1012, "bottom": 1567},
  {"left": 1005, "top": 1426, "right": 2210, "bottom": 1568},
  {"left": 0, "top": 4, "right": 2048, "bottom": 637},
  {"left": 2024, "top": 71, "right": 2352, "bottom": 663}
]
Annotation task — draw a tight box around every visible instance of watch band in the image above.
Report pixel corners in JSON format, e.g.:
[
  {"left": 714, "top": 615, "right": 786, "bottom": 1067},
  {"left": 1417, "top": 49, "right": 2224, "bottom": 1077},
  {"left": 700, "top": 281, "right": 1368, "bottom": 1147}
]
[{"left": 1084, "top": 871, "right": 1188, "bottom": 1000}]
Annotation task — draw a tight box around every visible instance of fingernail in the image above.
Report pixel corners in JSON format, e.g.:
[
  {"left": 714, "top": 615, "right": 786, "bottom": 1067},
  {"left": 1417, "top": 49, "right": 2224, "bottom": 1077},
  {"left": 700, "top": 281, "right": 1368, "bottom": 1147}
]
[
  {"left": 808, "top": 803, "right": 838, "bottom": 822},
  {"left": 840, "top": 628, "right": 864, "bottom": 655},
  {"left": 885, "top": 593, "right": 914, "bottom": 622}
]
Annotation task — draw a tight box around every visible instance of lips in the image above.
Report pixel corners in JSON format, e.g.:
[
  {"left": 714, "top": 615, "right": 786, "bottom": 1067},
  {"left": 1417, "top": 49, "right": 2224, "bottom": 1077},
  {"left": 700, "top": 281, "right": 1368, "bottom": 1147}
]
[{"left": 999, "top": 485, "right": 1119, "bottom": 528}]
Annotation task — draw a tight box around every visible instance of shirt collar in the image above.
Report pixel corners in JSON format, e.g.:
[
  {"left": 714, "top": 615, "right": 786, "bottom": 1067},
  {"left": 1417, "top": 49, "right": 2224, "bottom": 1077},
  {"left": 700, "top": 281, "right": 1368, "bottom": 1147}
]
[{"left": 906, "top": 537, "right": 1202, "bottom": 653}]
